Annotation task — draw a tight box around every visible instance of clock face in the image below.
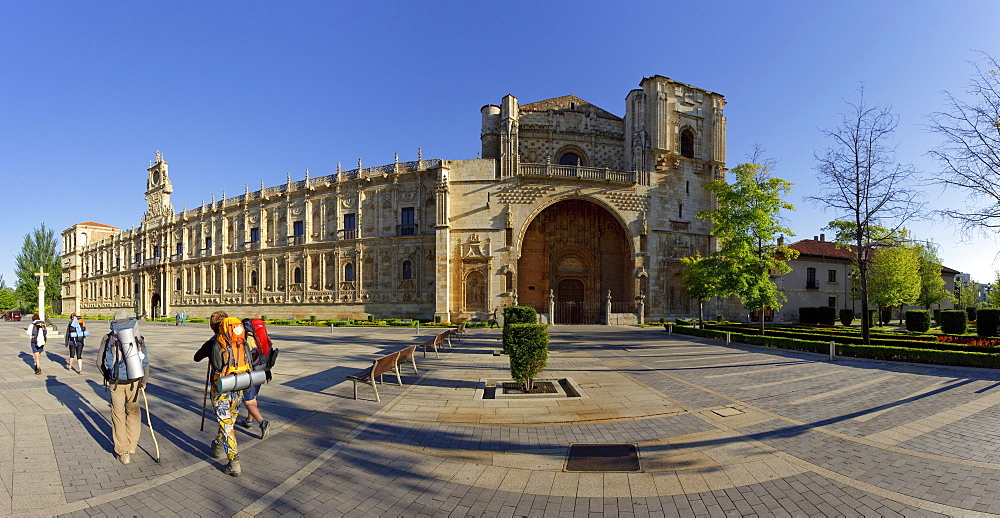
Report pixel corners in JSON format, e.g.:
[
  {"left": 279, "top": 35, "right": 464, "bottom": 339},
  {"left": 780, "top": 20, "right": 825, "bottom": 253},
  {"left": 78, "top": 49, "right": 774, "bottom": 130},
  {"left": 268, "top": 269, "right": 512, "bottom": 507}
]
[{"left": 152, "top": 171, "right": 160, "bottom": 184}]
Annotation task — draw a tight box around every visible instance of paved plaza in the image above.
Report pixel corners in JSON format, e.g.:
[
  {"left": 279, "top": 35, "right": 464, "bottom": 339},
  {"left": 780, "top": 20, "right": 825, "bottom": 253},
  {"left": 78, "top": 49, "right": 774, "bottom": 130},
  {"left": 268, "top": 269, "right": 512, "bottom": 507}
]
[{"left": 4, "top": 320, "right": 1000, "bottom": 516}]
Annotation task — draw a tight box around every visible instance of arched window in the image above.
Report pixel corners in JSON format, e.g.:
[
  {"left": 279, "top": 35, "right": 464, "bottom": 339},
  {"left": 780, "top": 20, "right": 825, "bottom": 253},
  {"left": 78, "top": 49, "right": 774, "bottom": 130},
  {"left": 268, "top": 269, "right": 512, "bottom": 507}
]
[
  {"left": 558, "top": 151, "right": 585, "bottom": 166},
  {"left": 344, "top": 262, "right": 355, "bottom": 282},
  {"left": 175, "top": 277, "right": 182, "bottom": 291},
  {"left": 680, "top": 129, "right": 695, "bottom": 158},
  {"left": 250, "top": 270, "right": 258, "bottom": 286},
  {"left": 293, "top": 267, "right": 303, "bottom": 284},
  {"left": 402, "top": 260, "right": 412, "bottom": 280}
]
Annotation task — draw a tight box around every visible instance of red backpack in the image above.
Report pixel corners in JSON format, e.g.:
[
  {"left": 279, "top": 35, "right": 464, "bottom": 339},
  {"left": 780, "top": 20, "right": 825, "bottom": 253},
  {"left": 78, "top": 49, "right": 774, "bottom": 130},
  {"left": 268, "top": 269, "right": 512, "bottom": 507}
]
[{"left": 242, "top": 318, "right": 271, "bottom": 355}]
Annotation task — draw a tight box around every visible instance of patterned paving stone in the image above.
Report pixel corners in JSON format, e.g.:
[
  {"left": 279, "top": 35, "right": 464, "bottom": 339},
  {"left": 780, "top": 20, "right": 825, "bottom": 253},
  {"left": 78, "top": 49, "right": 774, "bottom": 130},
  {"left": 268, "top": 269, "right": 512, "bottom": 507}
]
[{"left": 4, "top": 321, "right": 1000, "bottom": 515}]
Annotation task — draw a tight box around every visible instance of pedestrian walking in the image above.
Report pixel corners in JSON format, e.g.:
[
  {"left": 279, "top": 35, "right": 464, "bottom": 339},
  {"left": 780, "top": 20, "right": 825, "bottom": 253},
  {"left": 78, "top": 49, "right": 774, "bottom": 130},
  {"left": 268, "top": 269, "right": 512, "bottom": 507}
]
[
  {"left": 194, "top": 311, "right": 253, "bottom": 476},
  {"left": 175, "top": 312, "right": 181, "bottom": 326},
  {"left": 26, "top": 314, "right": 47, "bottom": 375},
  {"left": 489, "top": 307, "right": 500, "bottom": 328},
  {"left": 65, "top": 313, "right": 87, "bottom": 374},
  {"left": 97, "top": 310, "right": 149, "bottom": 465},
  {"left": 238, "top": 318, "right": 275, "bottom": 439}
]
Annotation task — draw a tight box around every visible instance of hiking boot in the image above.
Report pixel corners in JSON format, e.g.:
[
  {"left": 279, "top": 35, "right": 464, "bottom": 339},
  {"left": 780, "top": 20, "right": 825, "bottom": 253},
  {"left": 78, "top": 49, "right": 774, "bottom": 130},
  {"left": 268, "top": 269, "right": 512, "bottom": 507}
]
[
  {"left": 211, "top": 440, "right": 223, "bottom": 459},
  {"left": 119, "top": 452, "right": 131, "bottom": 465},
  {"left": 238, "top": 417, "right": 252, "bottom": 429},
  {"left": 223, "top": 458, "right": 241, "bottom": 477},
  {"left": 259, "top": 420, "right": 271, "bottom": 440},
  {"left": 34, "top": 368, "right": 41, "bottom": 375}
]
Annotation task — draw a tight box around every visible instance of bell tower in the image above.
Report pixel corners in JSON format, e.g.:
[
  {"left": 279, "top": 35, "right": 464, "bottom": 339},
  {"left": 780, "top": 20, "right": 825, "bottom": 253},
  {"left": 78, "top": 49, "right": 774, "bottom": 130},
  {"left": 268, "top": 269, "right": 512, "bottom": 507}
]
[{"left": 144, "top": 150, "right": 174, "bottom": 223}]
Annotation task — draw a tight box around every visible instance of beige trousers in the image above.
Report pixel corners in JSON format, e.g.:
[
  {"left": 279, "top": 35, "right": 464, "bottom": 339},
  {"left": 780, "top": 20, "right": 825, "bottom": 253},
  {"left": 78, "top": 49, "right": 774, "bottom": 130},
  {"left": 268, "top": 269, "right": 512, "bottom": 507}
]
[{"left": 109, "top": 381, "right": 142, "bottom": 456}]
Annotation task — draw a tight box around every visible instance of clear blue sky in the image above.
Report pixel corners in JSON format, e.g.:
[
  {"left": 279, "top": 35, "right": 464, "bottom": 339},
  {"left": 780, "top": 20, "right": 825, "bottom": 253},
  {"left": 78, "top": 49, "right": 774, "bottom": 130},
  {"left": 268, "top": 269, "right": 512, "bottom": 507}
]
[{"left": 2, "top": 1, "right": 1000, "bottom": 287}]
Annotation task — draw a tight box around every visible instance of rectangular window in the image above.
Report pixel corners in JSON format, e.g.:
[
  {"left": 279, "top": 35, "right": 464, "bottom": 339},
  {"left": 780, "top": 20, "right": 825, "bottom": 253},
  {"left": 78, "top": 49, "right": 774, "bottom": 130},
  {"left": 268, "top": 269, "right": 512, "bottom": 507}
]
[
  {"left": 806, "top": 267, "right": 817, "bottom": 289},
  {"left": 828, "top": 296, "right": 837, "bottom": 307},
  {"left": 250, "top": 227, "right": 260, "bottom": 243},
  {"left": 400, "top": 207, "right": 415, "bottom": 236},
  {"left": 292, "top": 221, "right": 305, "bottom": 244},
  {"left": 205, "top": 237, "right": 212, "bottom": 252},
  {"left": 342, "top": 213, "right": 356, "bottom": 240},
  {"left": 828, "top": 269, "right": 837, "bottom": 283},
  {"left": 176, "top": 242, "right": 183, "bottom": 257},
  {"left": 153, "top": 246, "right": 160, "bottom": 259},
  {"left": 134, "top": 253, "right": 141, "bottom": 265}
]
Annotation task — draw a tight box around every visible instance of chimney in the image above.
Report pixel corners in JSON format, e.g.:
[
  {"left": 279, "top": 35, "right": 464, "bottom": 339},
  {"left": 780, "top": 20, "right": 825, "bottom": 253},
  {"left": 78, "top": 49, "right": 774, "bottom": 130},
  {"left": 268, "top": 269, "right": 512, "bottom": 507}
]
[
  {"left": 813, "top": 236, "right": 818, "bottom": 241},
  {"left": 820, "top": 233, "right": 825, "bottom": 242},
  {"left": 778, "top": 235, "right": 784, "bottom": 246}
]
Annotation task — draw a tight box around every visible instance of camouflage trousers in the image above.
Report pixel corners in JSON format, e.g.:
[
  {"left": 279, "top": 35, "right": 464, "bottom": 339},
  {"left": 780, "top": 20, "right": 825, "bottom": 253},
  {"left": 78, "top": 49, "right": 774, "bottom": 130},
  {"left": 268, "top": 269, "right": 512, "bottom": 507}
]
[{"left": 213, "top": 389, "right": 244, "bottom": 460}]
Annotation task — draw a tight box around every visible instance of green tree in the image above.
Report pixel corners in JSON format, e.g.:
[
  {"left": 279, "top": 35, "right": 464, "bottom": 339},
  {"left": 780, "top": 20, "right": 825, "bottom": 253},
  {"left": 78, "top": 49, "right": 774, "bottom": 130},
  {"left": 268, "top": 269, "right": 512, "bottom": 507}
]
[
  {"left": 14, "top": 224, "right": 63, "bottom": 313},
  {"left": 0, "top": 274, "right": 17, "bottom": 310},
  {"left": 696, "top": 162, "right": 798, "bottom": 334},
  {"left": 680, "top": 254, "right": 721, "bottom": 328},
  {"left": 915, "top": 241, "right": 952, "bottom": 309},
  {"left": 866, "top": 242, "right": 920, "bottom": 323},
  {"left": 812, "top": 89, "right": 921, "bottom": 344},
  {"left": 990, "top": 273, "right": 1000, "bottom": 308},
  {"left": 954, "top": 277, "right": 979, "bottom": 310}
]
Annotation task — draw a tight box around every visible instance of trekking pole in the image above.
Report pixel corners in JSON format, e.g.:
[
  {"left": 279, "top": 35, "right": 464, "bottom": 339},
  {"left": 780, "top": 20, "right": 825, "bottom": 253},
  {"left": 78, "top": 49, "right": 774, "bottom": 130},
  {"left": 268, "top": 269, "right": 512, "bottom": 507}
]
[
  {"left": 200, "top": 364, "right": 211, "bottom": 431},
  {"left": 140, "top": 387, "right": 161, "bottom": 463}
]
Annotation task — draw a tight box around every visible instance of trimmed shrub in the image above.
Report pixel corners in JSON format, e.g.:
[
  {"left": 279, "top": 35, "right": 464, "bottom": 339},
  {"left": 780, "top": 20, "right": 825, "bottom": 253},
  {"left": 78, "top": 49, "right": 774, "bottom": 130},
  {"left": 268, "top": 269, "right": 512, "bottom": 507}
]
[
  {"left": 839, "top": 309, "right": 854, "bottom": 326},
  {"left": 799, "top": 307, "right": 818, "bottom": 325},
  {"left": 940, "top": 310, "right": 968, "bottom": 335},
  {"left": 502, "top": 306, "right": 539, "bottom": 353},
  {"left": 978, "top": 309, "right": 1000, "bottom": 337},
  {"left": 967, "top": 307, "right": 978, "bottom": 322},
  {"left": 933, "top": 309, "right": 942, "bottom": 326},
  {"left": 817, "top": 306, "right": 837, "bottom": 326},
  {"left": 503, "top": 306, "right": 538, "bottom": 326},
  {"left": 880, "top": 309, "right": 892, "bottom": 326},
  {"left": 906, "top": 310, "right": 931, "bottom": 333},
  {"left": 867, "top": 309, "right": 877, "bottom": 326},
  {"left": 506, "top": 323, "right": 549, "bottom": 390}
]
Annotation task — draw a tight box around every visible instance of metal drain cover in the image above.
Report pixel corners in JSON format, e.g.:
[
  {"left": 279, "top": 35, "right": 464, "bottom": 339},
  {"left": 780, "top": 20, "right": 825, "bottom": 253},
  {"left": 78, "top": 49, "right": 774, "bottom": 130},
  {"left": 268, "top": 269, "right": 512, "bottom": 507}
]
[
  {"left": 712, "top": 407, "right": 743, "bottom": 417},
  {"left": 565, "top": 443, "right": 640, "bottom": 472}
]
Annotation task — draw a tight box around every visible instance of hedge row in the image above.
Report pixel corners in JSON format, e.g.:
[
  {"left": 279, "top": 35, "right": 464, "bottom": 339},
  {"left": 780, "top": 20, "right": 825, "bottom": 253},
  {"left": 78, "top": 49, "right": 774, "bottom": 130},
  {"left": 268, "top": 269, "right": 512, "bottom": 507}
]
[
  {"left": 671, "top": 325, "right": 1000, "bottom": 368},
  {"left": 703, "top": 323, "right": 999, "bottom": 354}
]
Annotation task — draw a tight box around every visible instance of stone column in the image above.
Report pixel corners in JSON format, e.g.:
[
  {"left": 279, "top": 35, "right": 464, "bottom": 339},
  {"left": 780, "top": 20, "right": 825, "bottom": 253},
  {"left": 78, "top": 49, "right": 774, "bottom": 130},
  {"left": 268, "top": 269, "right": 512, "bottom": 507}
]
[
  {"left": 34, "top": 267, "right": 48, "bottom": 321},
  {"left": 606, "top": 290, "right": 612, "bottom": 326},
  {"left": 548, "top": 289, "right": 555, "bottom": 325}
]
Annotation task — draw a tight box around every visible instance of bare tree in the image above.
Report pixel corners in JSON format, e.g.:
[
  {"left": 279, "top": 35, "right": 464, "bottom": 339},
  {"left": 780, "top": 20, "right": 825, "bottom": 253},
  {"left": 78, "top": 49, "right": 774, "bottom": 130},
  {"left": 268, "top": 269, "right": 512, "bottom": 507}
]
[
  {"left": 928, "top": 52, "right": 1000, "bottom": 231},
  {"left": 810, "top": 89, "right": 921, "bottom": 344}
]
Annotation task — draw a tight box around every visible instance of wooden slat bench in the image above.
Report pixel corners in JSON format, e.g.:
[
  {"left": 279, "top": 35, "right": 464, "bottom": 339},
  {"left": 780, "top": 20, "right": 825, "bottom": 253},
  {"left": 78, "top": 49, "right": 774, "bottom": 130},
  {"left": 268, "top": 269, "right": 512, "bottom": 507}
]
[
  {"left": 422, "top": 331, "right": 450, "bottom": 358},
  {"left": 396, "top": 343, "right": 418, "bottom": 374},
  {"left": 346, "top": 351, "right": 401, "bottom": 402},
  {"left": 451, "top": 321, "right": 467, "bottom": 341}
]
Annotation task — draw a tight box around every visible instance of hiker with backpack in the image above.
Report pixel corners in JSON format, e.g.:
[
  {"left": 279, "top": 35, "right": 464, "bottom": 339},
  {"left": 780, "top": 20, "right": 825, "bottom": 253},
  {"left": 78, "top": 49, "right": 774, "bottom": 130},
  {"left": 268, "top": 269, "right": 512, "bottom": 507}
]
[
  {"left": 96, "top": 310, "right": 149, "bottom": 465},
  {"left": 194, "top": 311, "right": 262, "bottom": 476},
  {"left": 237, "top": 318, "right": 278, "bottom": 439},
  {"left": 26, "top": 314, "right": 47, "bottom": 375},
  {"left": 65, "top": 313, "right": 88, "bottom": 374}
]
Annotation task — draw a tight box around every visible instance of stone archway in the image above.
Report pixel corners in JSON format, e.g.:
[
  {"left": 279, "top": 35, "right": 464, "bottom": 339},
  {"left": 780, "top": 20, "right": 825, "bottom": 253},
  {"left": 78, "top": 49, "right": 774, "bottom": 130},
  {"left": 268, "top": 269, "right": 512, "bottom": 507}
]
[
  {"left": 517, "top": 199, "right": 633, "bottom": 323},
  {"left": 150, "top": 293, "right": 161, "bottom": 319}
]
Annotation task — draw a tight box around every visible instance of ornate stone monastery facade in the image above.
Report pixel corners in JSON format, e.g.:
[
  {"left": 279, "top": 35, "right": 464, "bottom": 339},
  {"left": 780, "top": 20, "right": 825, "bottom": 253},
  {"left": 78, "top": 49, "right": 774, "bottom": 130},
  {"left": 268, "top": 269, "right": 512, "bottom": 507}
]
[{"left": 61, "top": 75, "right": 728, "bottom": 323}]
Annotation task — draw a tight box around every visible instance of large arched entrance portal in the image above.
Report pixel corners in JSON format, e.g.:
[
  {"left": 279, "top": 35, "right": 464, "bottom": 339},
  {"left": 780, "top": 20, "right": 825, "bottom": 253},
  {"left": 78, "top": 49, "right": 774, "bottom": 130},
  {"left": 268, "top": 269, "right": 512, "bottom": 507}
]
[{"left": 517, "top": 199, "right": 633, "bottom": 324}]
